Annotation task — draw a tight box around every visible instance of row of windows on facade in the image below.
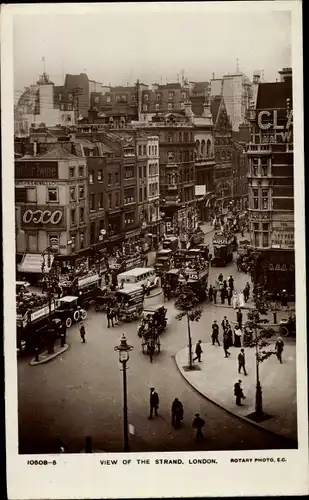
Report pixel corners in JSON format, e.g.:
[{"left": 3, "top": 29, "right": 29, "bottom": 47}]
[
  {"left": 166, "top": 169, "right": 195, "bottom": 185},
  {"left": 142, "top": 102, "right": 182, "bottom": 112},
  {"left": 143, "top": 91, "right": 187, "bottom": 102},
  {"left": 250, "top": 189, "right": 294, "bottom": 211},
  {"left": 166, "top": 132, "right": 194, "bottom": 143},
  {"left": 89, "top": 169, "right": 119, "bottom": 185},
  {"left": 195, "top": 139, "right": 212, "bottom": 158},
  {"left": 15, "top": 186, "right": 86, "bottom": 204},
  {"left": 167, "top": 151, "right": 194, "bottom": 163},
  {"left": 138, "top": 144, "right": 158, "bottom": 156}
]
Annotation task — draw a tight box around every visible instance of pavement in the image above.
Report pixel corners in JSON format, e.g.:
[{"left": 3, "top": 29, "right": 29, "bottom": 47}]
[{"left": 175, "top": 338, "right": 297, "bottom": 442}]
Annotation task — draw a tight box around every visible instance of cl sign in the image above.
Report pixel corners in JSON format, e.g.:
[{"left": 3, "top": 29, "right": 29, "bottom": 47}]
[
  {"left": 257, "top": 109, "right": 293, "bottom": 131},
  {"left": 23, "top": 209, "right": 63, "bottom": 225}
]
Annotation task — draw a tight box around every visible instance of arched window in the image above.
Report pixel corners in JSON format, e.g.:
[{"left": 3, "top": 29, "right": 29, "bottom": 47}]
[
  {"left": 201, "top": 140, "right": 206, "bottom": 157},
  {"left": 195, "top": 140, "right": 200, "bottom": 158},
  {"left": 207, "top": 139, "right": 212, "bottom": 157}
]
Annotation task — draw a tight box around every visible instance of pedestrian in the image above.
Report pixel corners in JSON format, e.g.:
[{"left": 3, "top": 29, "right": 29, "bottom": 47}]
[
  {"left": 236, "top": 308, "right": 243, "bottom": 328},
  {"left": 227, "top": 286, "right": 233, "bottom": 306},
  {"left": 234, "top": 380, "right": 246, "bottom": 406},
  {"left": 211, "top": 320, "right": 220, "bottom": 346},
  {"left": 145, "top": 277, "right": 151, "bottom": 296},
  {"left": 221, "top": 316, "right": 229, "bottom": 333},
  {"left": 208, "top": 285, "right": 213, "bottom": 302},
  {"left": 171, "top": 398, "right": 184, "bottom": 428},
  {"left": 232, "top": 291, "right": 239, "bottom": 309},
  {"left": 220, "top": 287, "right": 225, "bottom": 305},
  {"left": 234, "top": 325, "right": 242, "bottom": 347},
  {"left": 238, "top": 291, "right": 245, "bottom": 308},
  {"left": 223, "top": 332, "right": 231, "bottom": 358},
  {"left": 79, "top": 322, "right": 86, "bottom": 343},
  {"left": 193, "top": 340, "right": 203, "bottom": 362},
  {"left": 226, "top": 324, "right": 233, "bottom": 347},
  {"left": 281, "top": 289, "right": 288, "bottom": 307},
  {"left": 228, "top": 275, "right": 234, "bottom": 291},
  {"left": 213, "top": 285, "right": 217, "bottom": 304},
  {"left": 238, "top": 348, "right": 247, "bottom": 375},
  {"left": 223, "top": 280, "right": 227, "bottom": 294},
  {"left": 192, "top": 413, "right": 205, "bottom": 442},
  {"left": 275, "top": 336, "right": 284, "bottom": 364},
  {"left": 106, "top": 305, "right": 114, "bottom": 328},
  {"left": 218, "top": 273, "right": 223, "bottom": 282},
  {"left": 243, "top": 286, "right": 249, "bottom": 303},
  {"left": 148, "top": 387, "right": 159, "bottom": 419}
]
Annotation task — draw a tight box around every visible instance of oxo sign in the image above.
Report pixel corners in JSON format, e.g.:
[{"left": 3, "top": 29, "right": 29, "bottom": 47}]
[{"left": 20, "top": 206, "right": 66, "bottom": 229}]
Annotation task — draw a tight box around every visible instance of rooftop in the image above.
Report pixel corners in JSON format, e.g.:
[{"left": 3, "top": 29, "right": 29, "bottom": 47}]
[{"left": 256, "top": 82, "right": 292, "bottom": 110}]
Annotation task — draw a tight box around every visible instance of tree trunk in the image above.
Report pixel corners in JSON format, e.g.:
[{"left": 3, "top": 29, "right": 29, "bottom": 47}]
[{"left": 187, "top": 312, "right": 193, "bottom": 369}]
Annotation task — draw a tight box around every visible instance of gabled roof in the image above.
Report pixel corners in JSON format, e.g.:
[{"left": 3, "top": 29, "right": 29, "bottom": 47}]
[{"left": 256, "top": 82, "right": 292, "bottom": 110}]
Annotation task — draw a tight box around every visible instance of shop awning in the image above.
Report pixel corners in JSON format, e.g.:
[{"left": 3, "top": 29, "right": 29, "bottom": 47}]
[{"left": 18, "top": 253, "right": 54, "bottom": 274}]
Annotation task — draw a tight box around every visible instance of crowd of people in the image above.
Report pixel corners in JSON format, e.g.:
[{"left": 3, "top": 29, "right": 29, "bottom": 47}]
[{"left": 207, "top": 272, "right": 251, "bottom": 307}]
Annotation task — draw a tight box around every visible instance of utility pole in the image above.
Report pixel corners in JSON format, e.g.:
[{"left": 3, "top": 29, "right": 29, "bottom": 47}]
[{"left": 72, "top": 85, "right": 83, "bottom": 124}]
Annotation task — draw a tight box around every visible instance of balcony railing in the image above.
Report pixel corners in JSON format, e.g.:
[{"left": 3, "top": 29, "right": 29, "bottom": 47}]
[{"left": 246, "top": 144, "right": 272, "bottom": 154}]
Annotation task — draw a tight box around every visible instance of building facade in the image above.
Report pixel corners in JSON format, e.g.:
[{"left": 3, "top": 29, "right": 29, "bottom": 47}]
[
  {"left": 211, "top": 95, "right": 234, "bottom": 209},
  {"left": 15, "top": 148, "right": 88, "bottom": 273},
  {"left": 210, "top": 70, "right": 252, "bottom": 132},
  {"left": 246, "top": 68, "right": 294, "bottom": 294}
]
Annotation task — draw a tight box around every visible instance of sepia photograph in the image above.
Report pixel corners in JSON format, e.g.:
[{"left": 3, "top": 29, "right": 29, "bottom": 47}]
[{"left": 3, "top": 1, "right": 308, "bottom": 498}]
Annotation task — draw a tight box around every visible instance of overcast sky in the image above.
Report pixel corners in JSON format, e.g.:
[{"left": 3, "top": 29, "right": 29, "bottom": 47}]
[{"left": 13, "top": 4, "right": 292, "bottom": 96}]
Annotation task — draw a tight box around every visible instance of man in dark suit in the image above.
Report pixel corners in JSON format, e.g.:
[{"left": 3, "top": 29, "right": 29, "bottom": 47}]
[{"left": 149, "top": 387, "right": 159, "bottom": 419}]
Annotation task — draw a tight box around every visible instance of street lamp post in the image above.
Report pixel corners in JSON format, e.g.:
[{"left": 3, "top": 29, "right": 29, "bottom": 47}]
[
  {"left": 114, "top": 334, "right": 134, "bottom": 452},
  {"left": 41, "top": 245, "right": 56, "bottom": 354}
]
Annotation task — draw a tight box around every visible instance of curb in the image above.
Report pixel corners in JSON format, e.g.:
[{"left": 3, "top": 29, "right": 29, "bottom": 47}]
[
  {"left": 30, "top": 344, "right": 69, "bottom": 366},
  {"left": 173, "top": 353, "right": 297, "bottom": 447}
]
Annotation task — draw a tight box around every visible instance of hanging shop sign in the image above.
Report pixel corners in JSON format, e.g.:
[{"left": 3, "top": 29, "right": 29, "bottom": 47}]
[
  {"left": 21, "top": 206, "right": 66, "bottom": 229},
  {"left": 15, "top": 161, "right": 59, "bottom": 179}
]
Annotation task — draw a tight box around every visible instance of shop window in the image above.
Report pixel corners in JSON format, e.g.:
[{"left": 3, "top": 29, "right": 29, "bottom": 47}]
[
  {"left": 47, "top": 187, "right": 58, "bottom": 202},
  {"left": 97, "top": 169, "right": 103, "bottom": 181}
]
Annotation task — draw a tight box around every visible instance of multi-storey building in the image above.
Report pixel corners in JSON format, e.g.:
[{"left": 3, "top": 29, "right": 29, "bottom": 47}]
[
  {"left": 133, "top": 108, "right": 196, "bottom": 238},
  {"left": 145, "top": 135, "right": 160, "bottom": 237},
  {"left": 190, "top": 94, "right": 216, "bottom": 221},
  {"left": 246, "top": 68, "right": 294, "bottom": 294},
  {"left": 15, "top": 148, "right": 88, "bottom": 274},
  {"left": 14, "top": 73, "right": 75, "bottom": 136},
  {"left": 139, "top": 83, "right": 189, "bottom": 122},
  {"left": 210, "top": 69, "right": 252, "bottom": 132},
  {"left": 210, "top": 95, "right": 233, "bottom": 208}
]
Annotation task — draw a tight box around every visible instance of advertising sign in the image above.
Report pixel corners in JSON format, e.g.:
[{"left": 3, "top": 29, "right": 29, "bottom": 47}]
[
  {"left": 195, "top": 185, "right": 206, "bottom": 196},
  {"left": 271, "top": 222, "right": 294, "bottom": 249},
  {"left": 21, "top": 206, "right": 66, "bottom": 229},
  {"left": 15, "top": 161, "right": 59, "bottom": 179},
  {"left": 30, "top": 303, "right": 56, "bottom": 323}
]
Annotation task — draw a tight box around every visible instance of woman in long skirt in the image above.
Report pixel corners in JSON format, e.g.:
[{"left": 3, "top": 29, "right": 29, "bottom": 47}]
[
  {"left": 234, "top": 325, "right": 242, "bottom": 347},
  {"left": 238, "top": 291, "right": 245, "bottom": 308},
  {"left": 232, "top": 291, "right": 239, "bottom": 309}
]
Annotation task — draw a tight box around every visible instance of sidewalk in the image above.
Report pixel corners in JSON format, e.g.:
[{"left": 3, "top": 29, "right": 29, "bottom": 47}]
[{"left": 175, "top": 340, "right": 297, "bottom": 442}]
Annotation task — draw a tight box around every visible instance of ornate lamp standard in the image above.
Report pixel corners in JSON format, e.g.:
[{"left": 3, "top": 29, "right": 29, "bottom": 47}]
[
  {"left": 114, "top": 334, "right": 134, "bottom": 452},
  {"left": 41, "top": 245, "right": 57, "bottom": 354}
]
